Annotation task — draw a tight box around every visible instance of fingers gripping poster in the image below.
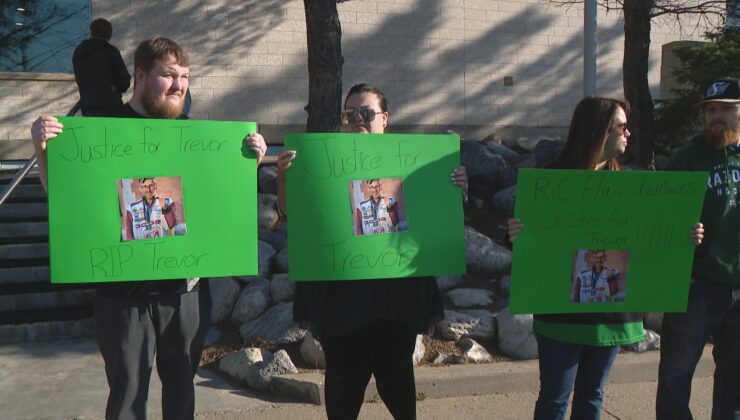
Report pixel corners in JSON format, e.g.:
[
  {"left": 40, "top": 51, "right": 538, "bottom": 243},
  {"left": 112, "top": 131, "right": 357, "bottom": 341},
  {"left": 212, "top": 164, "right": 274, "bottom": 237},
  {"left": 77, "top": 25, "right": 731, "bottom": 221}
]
[{"left": 47, "top": 116, "right": 259, "bottom": 283}]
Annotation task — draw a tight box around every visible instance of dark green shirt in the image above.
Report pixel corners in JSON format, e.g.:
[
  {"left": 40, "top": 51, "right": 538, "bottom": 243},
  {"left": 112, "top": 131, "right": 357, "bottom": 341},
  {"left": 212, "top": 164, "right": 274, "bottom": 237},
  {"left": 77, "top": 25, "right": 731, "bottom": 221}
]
[{"left": 667, "top": 136, "right": 740, "bottom": 287}]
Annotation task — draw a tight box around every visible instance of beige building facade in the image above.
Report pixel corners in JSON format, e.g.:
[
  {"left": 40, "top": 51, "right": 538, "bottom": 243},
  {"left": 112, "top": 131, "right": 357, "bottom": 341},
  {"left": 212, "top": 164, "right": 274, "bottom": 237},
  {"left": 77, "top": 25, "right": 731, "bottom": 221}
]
[{"left": 0, "top": 0, "right": 718, "bottom": 159}]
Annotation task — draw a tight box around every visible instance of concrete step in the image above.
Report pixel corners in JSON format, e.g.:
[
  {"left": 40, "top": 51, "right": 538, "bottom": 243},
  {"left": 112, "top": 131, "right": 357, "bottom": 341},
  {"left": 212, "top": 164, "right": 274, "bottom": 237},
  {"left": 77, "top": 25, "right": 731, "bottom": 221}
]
[
  {"left": 0, "top": 243, "right": 48, "bottom": 260},
  {"left": 0, "top": 222, "right": 48, "bottom": 240},
  {"left": 0, "top": 318, "right": 92, "bottom": 343},
  {"left": 0, "top": 266, "right": 50, "bottom": 284},
  {"left": 0, "top": 289, "right": 96, "bottom": 312},
  {"left": 0, "top": 202, "right": 48, "bottom": 221},
  {"left": 0, "top": 184, "right": 47, "bottom": 202}
]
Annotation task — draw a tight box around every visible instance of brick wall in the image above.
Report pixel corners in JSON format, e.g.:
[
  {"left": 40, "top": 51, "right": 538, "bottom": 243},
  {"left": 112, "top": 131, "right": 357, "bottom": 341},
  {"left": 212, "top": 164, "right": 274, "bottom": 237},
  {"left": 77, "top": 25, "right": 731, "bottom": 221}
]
[{"left": 0, "top": 0, "right": 718, "bottom": 158}]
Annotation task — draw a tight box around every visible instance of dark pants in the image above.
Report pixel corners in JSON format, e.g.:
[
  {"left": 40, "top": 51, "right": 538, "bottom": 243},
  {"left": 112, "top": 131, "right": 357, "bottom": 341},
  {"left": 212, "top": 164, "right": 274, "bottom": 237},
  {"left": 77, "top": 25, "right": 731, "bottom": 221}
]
[
  {"left": 321, "top": 320, "right": 418, "bottom": 420},
  {"left": 657, "top": 280, "right": 740, "bottom": 420},
  {"left": 534, "top": 333, "right": 620, "bottom": 420},
  {"left": 93, "top": 289, "right": 210, "bottom": 420}
]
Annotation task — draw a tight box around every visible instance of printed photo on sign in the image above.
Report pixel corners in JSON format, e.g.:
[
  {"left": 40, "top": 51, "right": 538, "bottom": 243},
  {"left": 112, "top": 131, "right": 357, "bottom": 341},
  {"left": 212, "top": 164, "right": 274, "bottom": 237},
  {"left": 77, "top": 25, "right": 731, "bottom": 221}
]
[
  {"left": 570, "top": 249, "right": 629, "bottom": 303},
  {"left": 349, "top": 178, "right": 408, "bottom": 236},
  {"left": 117, "top": 177, "right": 187, "bottom": 242}
]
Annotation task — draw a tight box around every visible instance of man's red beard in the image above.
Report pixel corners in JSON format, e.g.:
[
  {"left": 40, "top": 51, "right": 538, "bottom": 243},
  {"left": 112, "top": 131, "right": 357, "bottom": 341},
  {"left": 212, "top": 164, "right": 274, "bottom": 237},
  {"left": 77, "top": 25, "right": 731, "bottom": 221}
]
[
  {"left": 141, "top": 91, "right": 184, "bottom": 119},
  {"left": 706, "top": 123, "right": 740, "bottom": 149}
]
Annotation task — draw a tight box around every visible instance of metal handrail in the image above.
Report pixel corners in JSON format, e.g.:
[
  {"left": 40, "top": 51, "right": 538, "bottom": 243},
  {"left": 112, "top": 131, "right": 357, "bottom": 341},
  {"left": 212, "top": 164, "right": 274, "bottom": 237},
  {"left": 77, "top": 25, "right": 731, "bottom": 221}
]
[{"left": 0, "top": 101, "right": 81, "bottom": 206}]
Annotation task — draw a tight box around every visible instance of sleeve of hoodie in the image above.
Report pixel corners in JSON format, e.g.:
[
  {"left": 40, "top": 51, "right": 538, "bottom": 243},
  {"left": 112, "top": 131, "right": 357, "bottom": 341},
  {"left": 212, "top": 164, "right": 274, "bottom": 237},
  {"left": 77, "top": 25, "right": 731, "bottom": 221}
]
[{"left": 107, "top": 45, "right": 131, "bottom": 94}]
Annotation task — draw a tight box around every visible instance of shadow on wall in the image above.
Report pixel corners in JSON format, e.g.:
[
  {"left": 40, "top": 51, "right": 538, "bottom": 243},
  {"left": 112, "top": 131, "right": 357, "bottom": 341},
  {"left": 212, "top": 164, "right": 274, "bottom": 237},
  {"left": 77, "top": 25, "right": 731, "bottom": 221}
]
[{"left": 6, "top": 1, "right": 631, "bottom": 138}]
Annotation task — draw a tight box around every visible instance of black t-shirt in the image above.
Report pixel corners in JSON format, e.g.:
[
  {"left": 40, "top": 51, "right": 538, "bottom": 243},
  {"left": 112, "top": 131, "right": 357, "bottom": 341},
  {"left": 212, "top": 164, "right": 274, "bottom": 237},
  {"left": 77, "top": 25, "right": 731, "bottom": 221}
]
[{"left": 96, "top": 104, "right": 194, "bottom": 297}]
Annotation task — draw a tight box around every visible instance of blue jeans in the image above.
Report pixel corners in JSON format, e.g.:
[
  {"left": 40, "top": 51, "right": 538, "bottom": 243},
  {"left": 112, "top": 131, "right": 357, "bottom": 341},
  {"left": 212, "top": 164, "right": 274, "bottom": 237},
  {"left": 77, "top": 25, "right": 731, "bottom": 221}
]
[
  {"left": 534, "top": 333, "right": 620, "bottom": 420},
  {"left": 657, "top": 279, "right": 740, "bottom": 420}
]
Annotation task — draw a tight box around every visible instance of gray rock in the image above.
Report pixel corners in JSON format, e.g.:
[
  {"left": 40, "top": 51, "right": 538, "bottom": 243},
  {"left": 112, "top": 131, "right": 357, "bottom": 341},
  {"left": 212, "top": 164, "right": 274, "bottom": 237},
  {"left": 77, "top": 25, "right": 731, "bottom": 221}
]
[
  {"left": 239, "top": 302, "right": 307, "bottom": 344},
  {"left": 512, "top": 153, "right": 538, "bottom": 169},
  {"left": 258, "top": 166, "right": 278, "bottom": 194},
  {"left": 533, "top": 138, "right": 564, "bottom": 166},
  {"left": 257, "top": 194, "right": 280, "bottom": 229},
  {"left": 483, "top": 142, "right": 520, "bottom": 161},
  {"left": 234, "top": 275, "right": 258, "bottom": 284},
  {"left": 464, "top": 226, "right": 512, "bottom": 273},
  {"left": 258, "top": 204, "right": 279, "bottom": 229},
  {"left": 435, "top": 275, "right": 464, "bottom": 292},
  {"left": 231, "top": 277, "right": 270, "bottom": 325},
  {"left": 432, "top": 352, "right": 450, "bottom": 365},
  {"left": 246, "top": 350, "right": 298, "bottom": 391},
  {"left": 446, "top": 288, "right": 493, "bottom": 308},
  {"left": 436, "top": 309, "right": 496, "bottom": 341},
  {"left": 460, "top": 141, "right": 517, "bottom": 197},
  {"left": 491, "top": 185, "right": 517, "bottom": 218},
  {"left": 497, "top": 307, "right": 537, "bottom": 360},
  {"left": 413, "top": 334, "right": 425, "bottom": 366},
  {"left": 209, "top": 277, "right": 241, "bottom": 324},
  {"left": 643, "top": 312, "right": 663, "bottom": 333},
  {"left": 204, "top": 328, "right": 221, "bottom": 347},
  {"left": 300, "top": 331, "right": 325, "bottom": 369},
  {"left": 275, "top": 247, "right": 289, "bottom": 273},
  {"left": 499, "top": 274, "right": 511, "bottom": 298},
  {"left": 624, "top": 330, "right": 661, "bottom": 353},
  {"left": 458, "top": 338, "right": 493, "bottom": 363},
  {"left": 217, "top": 348, "right": 265, "bottom": 382},
  {"left": 258, "top": 240, "right": 276, "bottom": 278},
  {"left": 259, "top": 228, "right": 288, "bottom": 252},
  {"left": 270, "top": 273, "right": 295, "bottom": 303},
  {"left": 512, "top": 135, "right": 560, "bottom": 153}
]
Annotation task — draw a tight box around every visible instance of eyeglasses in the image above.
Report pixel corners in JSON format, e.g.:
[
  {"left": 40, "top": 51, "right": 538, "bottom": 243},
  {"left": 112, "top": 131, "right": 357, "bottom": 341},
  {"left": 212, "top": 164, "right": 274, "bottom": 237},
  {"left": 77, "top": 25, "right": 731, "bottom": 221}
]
[
  {"left": 141, "top": 184, "right": 156, "bottom": 189},
  {"left": 341, "top": 108, "right": 377, "bottom": 124},
  {"left": 611, "top": 123, "right": 628, "bottom": 135}
]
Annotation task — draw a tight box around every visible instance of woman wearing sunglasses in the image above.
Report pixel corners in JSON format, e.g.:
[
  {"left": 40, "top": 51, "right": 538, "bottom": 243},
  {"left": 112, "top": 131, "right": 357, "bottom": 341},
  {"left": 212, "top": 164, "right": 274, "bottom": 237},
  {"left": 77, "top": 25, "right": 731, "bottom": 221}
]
[
  {"left": 507, "top": 96, "right": 703, "bottom": 420},
  {"left": 277, "top": 83, "right": 467, "bottom": 420}
]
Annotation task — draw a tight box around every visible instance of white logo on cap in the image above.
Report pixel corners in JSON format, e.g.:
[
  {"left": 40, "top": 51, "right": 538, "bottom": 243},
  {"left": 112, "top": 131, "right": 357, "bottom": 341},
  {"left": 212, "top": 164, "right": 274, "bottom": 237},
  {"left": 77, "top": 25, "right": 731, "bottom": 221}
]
[{"left": 707, "top": 81, "right": 731, "bottom": 97}]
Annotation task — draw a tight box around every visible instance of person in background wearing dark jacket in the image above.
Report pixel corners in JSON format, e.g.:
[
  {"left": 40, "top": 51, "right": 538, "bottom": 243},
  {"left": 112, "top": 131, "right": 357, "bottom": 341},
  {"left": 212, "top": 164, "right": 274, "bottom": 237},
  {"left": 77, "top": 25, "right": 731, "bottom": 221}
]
[
  {"left": 72, "top": 18, "right": 130, "bottom": 117},
  {"left": 656, "top": 77, "right": 740, "bottom": 420}
]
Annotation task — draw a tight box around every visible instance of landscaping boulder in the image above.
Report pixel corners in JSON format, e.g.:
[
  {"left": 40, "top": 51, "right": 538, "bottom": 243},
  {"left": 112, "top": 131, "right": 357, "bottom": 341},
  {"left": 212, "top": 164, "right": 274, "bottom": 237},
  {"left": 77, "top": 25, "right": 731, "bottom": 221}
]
[
  {"left": 464, "top": 226, "right": 512, "bottom": 273},
  {"left": 270, "top": 273, "right": 295, "bottom": 303},
  {"left": 497, "top": 307, "right": 537, "bottom": 360},
  {"left": 436, "top": 309, "right": 496, "bottom": 341},
  {"left": 209, "top": 276, "right": 240, "bottom": 324},
  {"left": 239, "top": 302, "right": 307, "bottom": 344},
  {"left": 231, "top": 277, "right": 270, "bottom": 324},
  {"left": 459, "top": 338, "right": 493, "bottom": 363},
  {"left": 446, "top": 288, "right": 493, "bottom": 308}
]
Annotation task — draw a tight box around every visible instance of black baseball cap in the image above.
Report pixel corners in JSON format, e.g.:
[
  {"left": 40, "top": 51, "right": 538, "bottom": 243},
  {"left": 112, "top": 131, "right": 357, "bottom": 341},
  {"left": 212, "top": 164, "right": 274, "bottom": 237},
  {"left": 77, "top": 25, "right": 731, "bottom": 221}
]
[{"left": 700, "top": 78, "right": 740, "bottom": 104}]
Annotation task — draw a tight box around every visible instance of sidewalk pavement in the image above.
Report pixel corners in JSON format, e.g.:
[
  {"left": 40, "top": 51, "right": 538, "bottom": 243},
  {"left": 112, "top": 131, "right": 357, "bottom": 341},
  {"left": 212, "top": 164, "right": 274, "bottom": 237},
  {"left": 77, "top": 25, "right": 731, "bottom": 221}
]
[{"left": 0, "top": 338, "right": 714, "bottom": 420}]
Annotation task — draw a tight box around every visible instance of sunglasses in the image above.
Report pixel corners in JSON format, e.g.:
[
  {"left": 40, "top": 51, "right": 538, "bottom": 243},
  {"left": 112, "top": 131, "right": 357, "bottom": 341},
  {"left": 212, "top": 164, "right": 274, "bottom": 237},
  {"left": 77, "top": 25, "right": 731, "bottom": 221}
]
[
  {"left": 341, "top": 108, "right": 377, "bottom": 124},
  {"left": 612, "top": 123, "right": 628, "bottom": 135}
]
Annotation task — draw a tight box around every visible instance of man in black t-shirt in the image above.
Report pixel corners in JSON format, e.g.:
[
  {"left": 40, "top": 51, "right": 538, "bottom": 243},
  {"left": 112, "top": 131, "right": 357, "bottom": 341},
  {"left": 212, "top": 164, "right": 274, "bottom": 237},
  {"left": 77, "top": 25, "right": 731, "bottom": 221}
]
[{"left": 32, "top": 37, "right": 267, "bottom": 420}]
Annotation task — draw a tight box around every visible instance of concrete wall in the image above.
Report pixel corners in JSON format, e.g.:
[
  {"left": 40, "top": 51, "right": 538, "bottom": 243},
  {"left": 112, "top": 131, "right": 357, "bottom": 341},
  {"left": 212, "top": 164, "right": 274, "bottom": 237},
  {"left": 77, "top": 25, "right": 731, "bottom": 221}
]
[{"left": 0, "top": 0, "right": 718, "bottom": 159}]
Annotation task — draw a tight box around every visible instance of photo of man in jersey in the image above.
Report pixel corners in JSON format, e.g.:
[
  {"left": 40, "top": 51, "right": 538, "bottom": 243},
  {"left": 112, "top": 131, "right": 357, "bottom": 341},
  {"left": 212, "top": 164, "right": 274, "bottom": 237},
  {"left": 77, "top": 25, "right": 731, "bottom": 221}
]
[
  {"left": 117, "top": 177, "right": 186, "bottom": 241},
  {"left": 570, "top": 249, "right": 629, "bottom": 303},
  {"left": 350, "top": 178, "right": 407, "bottom": 236}
]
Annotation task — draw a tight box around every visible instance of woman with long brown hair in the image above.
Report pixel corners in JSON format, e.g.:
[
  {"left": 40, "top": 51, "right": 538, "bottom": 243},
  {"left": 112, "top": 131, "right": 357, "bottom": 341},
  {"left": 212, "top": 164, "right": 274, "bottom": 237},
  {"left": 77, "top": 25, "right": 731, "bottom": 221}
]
[{"left": 508, "top": 96, "right": 701, "bottom": 420}]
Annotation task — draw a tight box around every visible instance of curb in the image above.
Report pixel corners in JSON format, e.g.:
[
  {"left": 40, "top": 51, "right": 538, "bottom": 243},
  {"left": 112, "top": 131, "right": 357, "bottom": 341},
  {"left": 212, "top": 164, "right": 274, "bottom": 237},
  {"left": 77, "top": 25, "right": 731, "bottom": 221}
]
[{"left": 270, "top": 346, "right": 715, "bottom": 405}]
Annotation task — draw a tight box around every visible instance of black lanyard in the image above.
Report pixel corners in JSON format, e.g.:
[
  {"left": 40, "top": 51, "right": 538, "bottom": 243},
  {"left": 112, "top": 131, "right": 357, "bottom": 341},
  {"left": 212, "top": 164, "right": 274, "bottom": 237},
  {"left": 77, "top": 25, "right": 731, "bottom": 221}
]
[{"left": 143, "top": 199, "right": 154, "bottom": 223}]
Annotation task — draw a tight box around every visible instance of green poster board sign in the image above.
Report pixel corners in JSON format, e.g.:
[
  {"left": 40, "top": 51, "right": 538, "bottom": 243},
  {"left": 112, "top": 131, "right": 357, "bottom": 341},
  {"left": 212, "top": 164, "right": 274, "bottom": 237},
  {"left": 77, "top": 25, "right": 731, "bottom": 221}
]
[
  {"left": 47, "top": 116, "right": 258, "bottom": 283},
  {"left": 510, "top": 169, "right": 707, "bottom": 314},
  {"left": 284, "top": 133, "right": 466, "bottom": 281}
]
